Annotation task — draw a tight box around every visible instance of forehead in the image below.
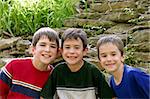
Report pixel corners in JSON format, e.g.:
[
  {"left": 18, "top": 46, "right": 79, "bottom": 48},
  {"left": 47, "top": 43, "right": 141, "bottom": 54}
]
[
  {"left": 63, "top": 38, "right": 83, "bottom": 44},
  {"left": 99, "top": 43, "right": 119, "bottom": 52},
  {"left": 38, "top": 35, "right": 56, "bottom": 43}
]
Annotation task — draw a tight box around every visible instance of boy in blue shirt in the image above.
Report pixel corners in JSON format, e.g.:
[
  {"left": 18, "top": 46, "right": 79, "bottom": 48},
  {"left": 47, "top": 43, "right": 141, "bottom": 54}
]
[{"left": 96, "top": 35, "right": 150, "bottom": 99}]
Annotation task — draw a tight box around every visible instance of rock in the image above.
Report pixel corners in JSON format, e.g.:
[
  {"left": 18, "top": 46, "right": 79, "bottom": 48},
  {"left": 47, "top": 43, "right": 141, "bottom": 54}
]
[
  {"left": 131, "top": 29, "right": 150, "bottom": 43},
  {"left": 75, "top": 12, "right": 103, "bottom": 19},
  {"left": 64, "top": 18, "right": 116, "bottom": 28},
  {"left": 0, "top": 59, "right": 6, "bottom": 69},
  {"left": 100, "top": 11, "right": 139, "bottom": 23},
  {"left": 127, "top": 42, "right": 150, "bottom": 52},
  {"left": 0, "top": 37, "right": 21, "bottom": 50},
  {"left": 16, "top": 40, "right": 31, "bottom": 51},
  {"left": 87, "top": 33, "right": 128, "bottom": 47},
  {"left": 104, "top": 24, "right": 134, "bottom": 34},
  {"left": 90, "top": 1, "right": 136, "bottom": 13}
]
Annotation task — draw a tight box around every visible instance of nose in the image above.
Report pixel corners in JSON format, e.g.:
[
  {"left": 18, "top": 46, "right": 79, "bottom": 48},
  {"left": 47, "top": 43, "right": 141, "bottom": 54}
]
[
  {"left": 106, "top": 55, "right": 112, "bottom": 61},
  {"left": 45, "top": 46, "right": 50, "bottom": 52},
  {"left": 69, "top": 48, "right": 75, "bottom": 53}
]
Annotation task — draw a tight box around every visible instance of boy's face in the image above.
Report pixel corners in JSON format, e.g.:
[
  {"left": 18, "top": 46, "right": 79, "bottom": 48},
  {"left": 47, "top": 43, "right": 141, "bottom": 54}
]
[
  {"left": 62, "top": 38, "right": 87, "bottom": 67},
  {"left": 98, "top": 43, "right": 124, "bottom": 74},
  {"left": 32, "top": 35, "right": 58, "bottom": 67}
]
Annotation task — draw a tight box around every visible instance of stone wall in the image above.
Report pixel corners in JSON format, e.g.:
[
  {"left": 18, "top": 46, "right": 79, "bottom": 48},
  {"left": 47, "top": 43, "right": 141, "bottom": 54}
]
[{"left": 60, "top": 0, "right": 150, "bottom": 70}]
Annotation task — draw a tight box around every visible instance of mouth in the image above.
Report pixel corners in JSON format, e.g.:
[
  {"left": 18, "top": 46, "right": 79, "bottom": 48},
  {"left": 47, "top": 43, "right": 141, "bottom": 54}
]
[
  {"left": 106, "top": 63, "right": 115, "bottom": 67},
  {"left": 42, "top": 54, "right": 51, "bottom": 58},
  {"left": 67, "top": 56, "right": 77, "bottom": 59}
]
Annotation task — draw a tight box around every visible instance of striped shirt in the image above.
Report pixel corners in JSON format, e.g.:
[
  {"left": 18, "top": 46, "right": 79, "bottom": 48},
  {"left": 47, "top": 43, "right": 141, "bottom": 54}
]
[{"left": 0, "top": 58, "right": 53, "bottom": 98}]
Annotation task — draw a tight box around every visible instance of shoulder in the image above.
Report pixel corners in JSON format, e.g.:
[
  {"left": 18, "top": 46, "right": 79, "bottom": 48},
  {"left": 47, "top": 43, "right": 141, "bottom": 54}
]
[
  {"left": 55, "top": 61, "right": 67, "bottom": 67},
  {"left": 4, "top": 58, "right": 32, "bottom": 69},
  {"left": 84, "top": 60, "right": 104, "bottom": 76},
  {"left": 125, "top": 64, "right": 148, "bottom": 77},
  {"left": 84, "top": 60, "right": 99, "bottom": 69},
  {"left": 1, "top": 58, "right": 32, "bottom": 75},
  {"left": 125, "top": 64, "right": 142, "bottom": 73},
  {"left": 53, "top": 62, "right": 67, "bottom": 70},
  {"left": 124, "top": 65, "right": 150, "bottom": 88},
  {"left": 6, "top": 58, "right": 31, "bottom": 65},
  {"left": 8, "top": 57, "right": 32, "bottom": 64}
]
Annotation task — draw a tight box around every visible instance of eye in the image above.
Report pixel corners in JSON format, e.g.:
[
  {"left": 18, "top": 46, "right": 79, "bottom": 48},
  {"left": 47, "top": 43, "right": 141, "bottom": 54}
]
[
  {"left": 112, "top": 53, "right": 116, "bottom": 56},
  {"left": 100, "top": 54, "right": 107, "bottom": 58},
  {"left": 75, "top": 46, "right": 80, "bottom": 49},
  {"left": 40, "top": 44, "right": 46, "bottom": 46},
  {"left": 50, "top": 45, "right": 57, "bottom": 48},
  {"left": 102, "top": 55, "right": 107, "bottom": 57},
  {"left": 74, "top": 45, "right": 81, "bottom": 49},
  {"left": 64, "top": 46, "right": 70, "bottom": 49}
]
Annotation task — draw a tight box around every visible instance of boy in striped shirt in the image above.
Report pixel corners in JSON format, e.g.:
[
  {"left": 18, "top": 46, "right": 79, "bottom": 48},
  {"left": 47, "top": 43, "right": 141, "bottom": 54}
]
[{"left": 0, "top": 27, "right": 59, "bottom": 98}]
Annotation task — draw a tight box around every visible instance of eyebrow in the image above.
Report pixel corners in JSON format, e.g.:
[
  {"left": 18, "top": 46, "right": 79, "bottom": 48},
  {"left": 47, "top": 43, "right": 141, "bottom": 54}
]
[
  {"left": 100, "top": 53, "right": 106, "bottom": 55},
  {"left": 39, "top": 41, "right": 57, "bottom": 45}
]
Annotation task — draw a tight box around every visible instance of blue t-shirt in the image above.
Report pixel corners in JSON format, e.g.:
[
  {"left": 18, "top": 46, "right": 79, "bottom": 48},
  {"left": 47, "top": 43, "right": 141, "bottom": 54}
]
[{"left": 110, "top": 64, "right": 150, "bottom": 99}]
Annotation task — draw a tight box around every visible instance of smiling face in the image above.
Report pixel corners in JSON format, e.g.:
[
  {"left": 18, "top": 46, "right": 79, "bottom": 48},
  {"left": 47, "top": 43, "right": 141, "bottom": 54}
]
[
  {"left": 62, "top": 38, "right": 87, "bottom": 67},
  {"left": 98, "top": 43, "right": 124, "bottom": 74},
  {"left": 32, "top": 35, "right": 58, "bottom": 68}
]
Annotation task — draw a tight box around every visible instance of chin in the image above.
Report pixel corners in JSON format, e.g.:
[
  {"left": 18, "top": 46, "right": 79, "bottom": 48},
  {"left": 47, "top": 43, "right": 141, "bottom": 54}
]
[
  {"left": 67, "top": 62, "right": 78, "bottom": 66},
  {"left": 105, "top": 69, "right": 114, "bottom": 73},
  {"left": 42, "top": 61, "right": 51, "bottom": 64}
]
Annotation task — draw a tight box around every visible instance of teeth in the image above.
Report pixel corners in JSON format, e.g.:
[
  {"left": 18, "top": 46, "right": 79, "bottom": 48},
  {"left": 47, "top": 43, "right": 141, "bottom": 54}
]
[
  {"left": 43, "top": 54, "right": 50, "bottom": 58},
  {"left": 107, "top": 64, "right": 114, "bottom": 66},
  {"left": 68, "top": 56, "right": 76, "bottom": 59}
]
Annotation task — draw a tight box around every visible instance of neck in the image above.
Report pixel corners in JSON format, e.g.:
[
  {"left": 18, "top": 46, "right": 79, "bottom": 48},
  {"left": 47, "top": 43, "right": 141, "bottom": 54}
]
[
  {"left": 32, "top": 58, "right": 50, "bottom": 71},
  {"left": 113, "top": 64, "right": 124, "bottom": 85},
  {"left": 68, "top": 60, "right": 84, "bottom": 72}
]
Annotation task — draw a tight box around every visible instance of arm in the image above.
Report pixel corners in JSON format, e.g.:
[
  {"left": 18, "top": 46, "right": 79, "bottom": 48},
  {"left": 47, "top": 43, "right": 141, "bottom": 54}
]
[
  {"left": 93, "top": 68, "right": 115, "bottom": 99},
  {"left": 0, "top": 77, "right": 10, "bottom": 98},
  {"left": 40, "top": 70, "right": 56, "bottom": 99},
  {"left": 100, "top": 73, "right": 115, "bottom": 98},
  {"left": 133, "top": 69, "right": 150, "bottom": 98},
  {"left": 0, "top": 62, "right": 13, "bottom": 98}
]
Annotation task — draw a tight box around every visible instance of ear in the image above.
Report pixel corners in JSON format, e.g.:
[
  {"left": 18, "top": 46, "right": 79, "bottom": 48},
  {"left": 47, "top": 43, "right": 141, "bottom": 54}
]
[
  {"left": 57, "top": 48, "right": 62, "bottom": 58},
  {"left": 83, "top": 48, "right": 88, "bottom": 56},
  {"left": 121, "top": 54, "right": 125, "bottom": 63},
  {"left": 59, "top": 48, "right": 63, "bottom": 54},
  {"left": 30, "top": 45, "right": 35, "bottom": 55}
]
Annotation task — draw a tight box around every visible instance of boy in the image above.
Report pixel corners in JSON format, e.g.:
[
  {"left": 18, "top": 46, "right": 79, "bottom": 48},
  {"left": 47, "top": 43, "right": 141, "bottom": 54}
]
[
  {"left": 0, "top": 27, "right": 59, "bottom": 98},
  {"left": 97, "top": 35, "right": 150, "bottom": 99},
  {"left": 40, "top": 28, "right": 115, "bottom": 99}
]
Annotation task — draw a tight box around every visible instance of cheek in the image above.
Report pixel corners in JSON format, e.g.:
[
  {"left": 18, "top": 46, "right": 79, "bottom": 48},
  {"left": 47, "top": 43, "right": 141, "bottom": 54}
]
[
  {"left": 99, "top": 59, "right": 105, "bottom": 66},
  {"left": 99, "top": 57, "right": 105, "bottom": 62},
  {"left": 61, "top": 50, "right": 65, "bottom": 55},
  {"left": 54, "top": 50, "right": 58, "bottom": 55},
  {"left": 113, "top": 56, "right": 123, "bottom": 63},
  {"left": 61, "top": 51, "right": 66, "bottom": 57}
]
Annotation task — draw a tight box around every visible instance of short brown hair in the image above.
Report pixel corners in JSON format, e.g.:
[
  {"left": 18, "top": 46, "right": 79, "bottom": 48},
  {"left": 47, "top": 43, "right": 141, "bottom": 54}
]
[
  {"left": 61, "top": 28, "right": 87, "bottom": 50},
  {"left": 32, "top": 27, "right": 59, "bottom": 47},
  {"left": 96, "top": 35, "right": 124, "bottom": 59}
]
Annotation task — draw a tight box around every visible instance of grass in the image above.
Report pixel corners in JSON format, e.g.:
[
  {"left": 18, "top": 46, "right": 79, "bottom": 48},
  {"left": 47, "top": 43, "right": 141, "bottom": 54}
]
[{"left": 0, "top": 0, "right": 79, "bottom": 36}]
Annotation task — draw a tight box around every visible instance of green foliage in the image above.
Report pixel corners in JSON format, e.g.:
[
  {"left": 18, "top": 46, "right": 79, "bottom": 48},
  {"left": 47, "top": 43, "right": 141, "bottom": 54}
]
[
  {"left": 83, "top": 25, "right": 105, "bottom": 37},
  {"left": 128, "top": 16, "right": 144, "bottom": 24},
  {"left": 0, "top": 0, "right": 78, "bottom": 36},
  {"left": 123, "top": 8, "right": 134, "bottom": 16},
  {"left": 124, "top": 46, "right": 141, "bottom": 67}
]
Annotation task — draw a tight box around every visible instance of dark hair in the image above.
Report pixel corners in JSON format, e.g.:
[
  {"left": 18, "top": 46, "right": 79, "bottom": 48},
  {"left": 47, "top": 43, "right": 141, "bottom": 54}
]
[
  {"left": 32, "top": 27, "right": 59, "bottom": 47},
  {"left": 61, "top": 28, "right": 87, "bottom": 49},
  {"left": 96, "top": 35, "right": 124, "bottom": 59}
]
